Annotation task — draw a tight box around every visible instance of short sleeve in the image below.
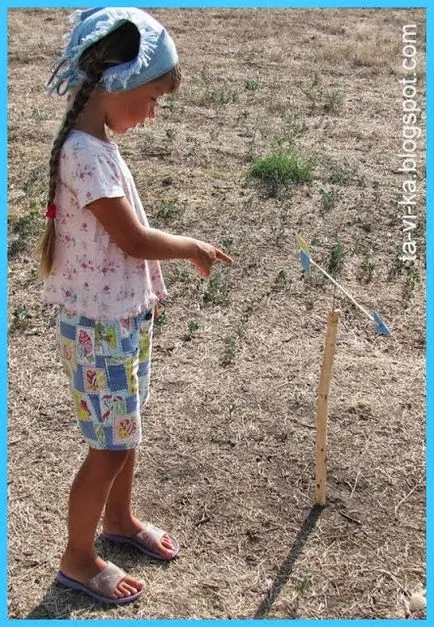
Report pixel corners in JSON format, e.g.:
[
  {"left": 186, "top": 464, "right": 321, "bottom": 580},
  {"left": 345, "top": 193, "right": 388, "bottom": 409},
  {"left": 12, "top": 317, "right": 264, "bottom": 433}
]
[{"left": 59, "top": 136, "right": 125, "bottom": 209}]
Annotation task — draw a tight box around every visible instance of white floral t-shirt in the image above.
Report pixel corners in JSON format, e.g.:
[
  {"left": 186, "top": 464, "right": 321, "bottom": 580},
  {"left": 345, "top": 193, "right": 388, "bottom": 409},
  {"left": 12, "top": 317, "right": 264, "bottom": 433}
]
[{"left": 43, "top": 130, "right": 167, "bottom": 319}]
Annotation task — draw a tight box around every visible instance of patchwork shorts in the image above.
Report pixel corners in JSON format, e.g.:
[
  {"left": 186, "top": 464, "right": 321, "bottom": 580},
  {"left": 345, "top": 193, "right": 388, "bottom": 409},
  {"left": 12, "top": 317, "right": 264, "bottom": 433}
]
[{"left": 56, "top": 306, "right": 154, "bottom": 450}]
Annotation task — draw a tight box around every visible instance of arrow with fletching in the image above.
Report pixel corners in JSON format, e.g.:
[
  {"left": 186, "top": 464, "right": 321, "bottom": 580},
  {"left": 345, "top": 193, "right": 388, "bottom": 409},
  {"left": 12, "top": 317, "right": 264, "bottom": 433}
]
[{"left": 296, "top": 234, "right": 390, "bottom": 335}]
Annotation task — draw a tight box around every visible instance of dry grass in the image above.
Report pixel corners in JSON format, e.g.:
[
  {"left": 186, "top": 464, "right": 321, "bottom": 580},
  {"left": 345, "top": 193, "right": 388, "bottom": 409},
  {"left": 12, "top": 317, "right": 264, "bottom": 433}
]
[{"left": 8, "top": 8, "right": 425, "bottom": 619}]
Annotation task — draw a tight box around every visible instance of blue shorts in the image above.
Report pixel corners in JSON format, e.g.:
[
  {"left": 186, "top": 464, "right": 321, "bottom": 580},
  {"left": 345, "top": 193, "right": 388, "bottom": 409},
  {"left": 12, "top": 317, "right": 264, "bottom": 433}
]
[{"left": 55, "top": 307, "right": 154, "bottom": 450}]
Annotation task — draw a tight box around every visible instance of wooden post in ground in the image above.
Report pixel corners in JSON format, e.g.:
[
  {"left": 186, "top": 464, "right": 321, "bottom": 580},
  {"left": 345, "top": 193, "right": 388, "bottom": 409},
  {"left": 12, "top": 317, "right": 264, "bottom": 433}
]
[{"left": 315, "top": 309, "right": 340, "bottom": 506}]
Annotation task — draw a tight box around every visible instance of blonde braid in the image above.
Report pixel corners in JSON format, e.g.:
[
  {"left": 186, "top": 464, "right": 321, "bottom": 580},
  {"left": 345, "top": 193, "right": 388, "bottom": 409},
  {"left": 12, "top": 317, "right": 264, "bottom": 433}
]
[{"left": 37, "top": 67, "right": 103, "bottom": 277}]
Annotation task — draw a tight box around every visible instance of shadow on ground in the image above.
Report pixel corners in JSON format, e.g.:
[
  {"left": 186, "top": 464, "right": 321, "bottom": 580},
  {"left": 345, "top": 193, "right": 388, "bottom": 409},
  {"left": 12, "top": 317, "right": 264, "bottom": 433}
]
[
  {"left": 254, "top": 504, "right": 324, "bottom": 618},
  {"left": 25, "top": 578, "right": 144, "bottom": 619},
  {"left": 25, "top": 537, "right": 169, "bottom": 619},
  {"left": 26, "top": 581, "right": 75, "bottom": 619}
]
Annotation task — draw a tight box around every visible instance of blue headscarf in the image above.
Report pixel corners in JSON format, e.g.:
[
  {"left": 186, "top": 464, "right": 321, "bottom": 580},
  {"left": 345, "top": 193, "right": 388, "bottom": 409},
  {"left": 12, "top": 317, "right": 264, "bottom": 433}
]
[{"left": 47, "top": 7, "right": 179, "bottom": 96}]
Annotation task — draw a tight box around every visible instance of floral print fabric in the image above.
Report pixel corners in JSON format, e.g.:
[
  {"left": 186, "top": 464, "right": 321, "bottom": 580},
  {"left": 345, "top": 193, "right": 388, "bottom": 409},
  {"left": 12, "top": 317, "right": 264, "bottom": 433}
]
[
  {"left": 43, "top": 130, "right": 167, "bottom": 319},
  {"left": 56, "top": 306, "right": 154, "bottom": 450}
]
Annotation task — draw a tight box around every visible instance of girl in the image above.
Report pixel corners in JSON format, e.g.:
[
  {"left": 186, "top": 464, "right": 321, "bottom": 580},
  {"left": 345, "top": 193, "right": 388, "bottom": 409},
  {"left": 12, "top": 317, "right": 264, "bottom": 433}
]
[{"left": 38, "top": 7, "right": 234, "bottom": 605}]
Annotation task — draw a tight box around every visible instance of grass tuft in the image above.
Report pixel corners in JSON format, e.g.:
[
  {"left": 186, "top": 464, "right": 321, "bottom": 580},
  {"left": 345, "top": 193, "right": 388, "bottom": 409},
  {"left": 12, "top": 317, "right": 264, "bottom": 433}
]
[
  {"left": 359, "top": 257, "right": 375, "bottom": 283},
  {"left": 202, "top": 269, "right": 231, "bottom": 306},
  {"left": 247, "top": 151, "right": 313, "bottom": 197},
  {"left": 327, "top": 237, "right": 345, "bottom": 279},
  {"left": 10, "top": 305, "right": 32, "bottom": 332},
  {"left": 153, "top": 198, "right": 184, "bottom": 227},
  {"left": 320, "top": 186, "right": 337, "bottom": 214},
  {"left": 245, "top": 77, "right": 261, "bottom": 91}
]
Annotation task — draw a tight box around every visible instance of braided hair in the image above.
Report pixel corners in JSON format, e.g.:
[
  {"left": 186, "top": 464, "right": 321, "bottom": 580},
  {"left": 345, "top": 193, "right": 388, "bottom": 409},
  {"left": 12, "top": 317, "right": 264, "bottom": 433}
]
[
  {"left": 38, "top": 67, "right": 106, "bottom": 276},
  {"left": 39, "top": 21, "right": 146, "bottom": 276}
]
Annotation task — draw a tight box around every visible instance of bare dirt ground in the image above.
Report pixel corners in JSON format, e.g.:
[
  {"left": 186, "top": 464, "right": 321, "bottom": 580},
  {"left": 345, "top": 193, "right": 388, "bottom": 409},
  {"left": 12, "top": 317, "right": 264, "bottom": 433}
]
[{"left": 8, "top": 8, "right": 426, "bottom": 619}]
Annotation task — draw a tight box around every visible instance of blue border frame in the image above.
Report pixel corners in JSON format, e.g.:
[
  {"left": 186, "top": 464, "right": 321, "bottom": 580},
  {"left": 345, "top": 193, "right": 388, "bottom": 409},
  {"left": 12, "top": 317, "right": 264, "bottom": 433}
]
[
  {"left": 1, "top": 0, "right": 7, "bottom": 624},
  {"left": 4, "top": 0, "right": 429, "bottom": 625},
  {"left": 426, "top": 0, "right": 432, "bottom": 623},
  {"left": 1, "top": 0, "right": 430, "bottom": 7}
]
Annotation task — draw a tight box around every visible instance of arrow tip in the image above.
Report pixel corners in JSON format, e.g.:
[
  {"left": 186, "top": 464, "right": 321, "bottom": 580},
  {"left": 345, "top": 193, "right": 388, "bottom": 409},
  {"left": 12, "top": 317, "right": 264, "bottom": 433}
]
[{"left": 372, "top": 311, "right": 391, "bottom": 335}]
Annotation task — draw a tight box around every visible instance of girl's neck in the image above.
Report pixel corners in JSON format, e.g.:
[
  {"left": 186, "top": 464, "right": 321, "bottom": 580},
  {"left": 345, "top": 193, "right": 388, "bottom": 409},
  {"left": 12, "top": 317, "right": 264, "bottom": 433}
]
[
  {"left": 70, "top": 91, "right": 111, "bottom": 143},
  {"left": 73, "top": 118, "right": 110, "bottom": 143}
]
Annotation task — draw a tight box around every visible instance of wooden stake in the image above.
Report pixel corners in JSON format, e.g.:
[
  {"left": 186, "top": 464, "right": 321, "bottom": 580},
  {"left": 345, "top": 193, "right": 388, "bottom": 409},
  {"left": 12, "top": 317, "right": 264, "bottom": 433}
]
[{"left": 315, "top": 309, "right": 340, "bottom": 506}]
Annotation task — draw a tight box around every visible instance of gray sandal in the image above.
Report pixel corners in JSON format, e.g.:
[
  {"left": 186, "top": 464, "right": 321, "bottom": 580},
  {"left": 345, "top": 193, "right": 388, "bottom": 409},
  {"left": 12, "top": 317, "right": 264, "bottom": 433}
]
[
  {"left": 101, "top": 522, "right": 180, "bottom": 561},
  {"left": 56, "top": 560, "right": 143, "bottom": 604}
]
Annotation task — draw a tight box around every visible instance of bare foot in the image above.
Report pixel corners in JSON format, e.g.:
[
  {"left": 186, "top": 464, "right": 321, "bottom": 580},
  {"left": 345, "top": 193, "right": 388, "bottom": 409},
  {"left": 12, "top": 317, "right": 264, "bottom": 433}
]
[{"left": 59, "top": 550, "right": 144, "bottom": 599}]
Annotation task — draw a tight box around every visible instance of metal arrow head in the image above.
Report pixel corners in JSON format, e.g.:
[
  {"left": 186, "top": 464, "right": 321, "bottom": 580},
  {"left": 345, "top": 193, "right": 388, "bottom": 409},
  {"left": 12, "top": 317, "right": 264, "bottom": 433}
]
[{"left": 372, "top": 311, "right": 391, "bottom": 335}]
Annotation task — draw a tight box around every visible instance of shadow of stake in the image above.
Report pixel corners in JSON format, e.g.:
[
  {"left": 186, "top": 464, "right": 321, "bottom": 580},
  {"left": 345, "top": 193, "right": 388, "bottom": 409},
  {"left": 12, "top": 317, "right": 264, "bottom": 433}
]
[{"left": 254, "top": 504, "right": 324, "bottom": 618}]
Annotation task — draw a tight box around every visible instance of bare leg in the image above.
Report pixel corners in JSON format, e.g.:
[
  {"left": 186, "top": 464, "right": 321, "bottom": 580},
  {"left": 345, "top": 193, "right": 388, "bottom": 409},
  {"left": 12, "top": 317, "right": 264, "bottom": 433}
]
[
  {"left": 60, "top": 447, "right": 144, "bottom": 599},
  {"left": 103, "top": 448, "right": 176, "bottom": 557}
]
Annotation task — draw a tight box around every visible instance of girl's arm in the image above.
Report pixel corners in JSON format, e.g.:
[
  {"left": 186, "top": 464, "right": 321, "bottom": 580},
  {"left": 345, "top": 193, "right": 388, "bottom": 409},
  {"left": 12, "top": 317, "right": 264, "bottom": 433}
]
[{"left": 87, "top": 195, "right": 234, "bottom": 276}]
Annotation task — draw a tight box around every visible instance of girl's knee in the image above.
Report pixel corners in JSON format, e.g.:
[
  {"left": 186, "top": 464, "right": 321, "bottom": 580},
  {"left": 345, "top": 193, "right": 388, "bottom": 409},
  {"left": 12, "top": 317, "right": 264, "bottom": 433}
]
[{"left": 87, "top": 447, "right": 133, "bottom": 475}]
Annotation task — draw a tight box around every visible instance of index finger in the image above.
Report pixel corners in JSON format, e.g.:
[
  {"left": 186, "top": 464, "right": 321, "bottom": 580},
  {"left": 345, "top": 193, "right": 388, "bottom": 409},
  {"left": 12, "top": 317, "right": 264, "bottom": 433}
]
[{"left": 215, "top": 248, "right": 235, "bottom": 265}]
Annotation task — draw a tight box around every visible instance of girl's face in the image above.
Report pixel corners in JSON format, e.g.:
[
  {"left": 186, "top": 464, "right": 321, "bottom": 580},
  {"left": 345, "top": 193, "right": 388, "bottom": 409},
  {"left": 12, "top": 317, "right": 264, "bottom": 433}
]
[{"left": 104, "top": 80, "right": 170, "bottom": 134}]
